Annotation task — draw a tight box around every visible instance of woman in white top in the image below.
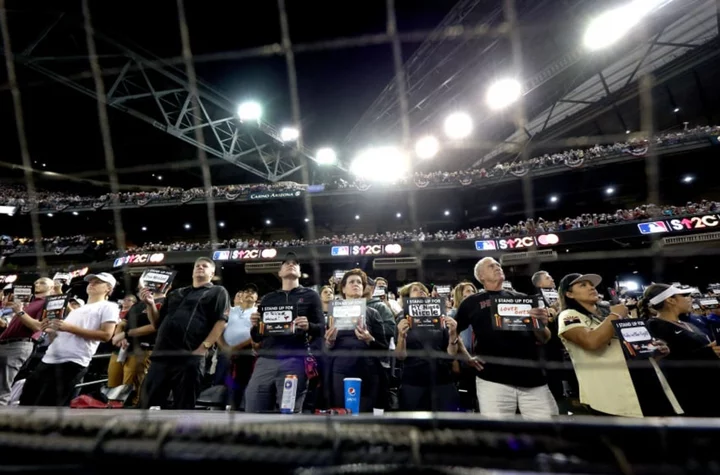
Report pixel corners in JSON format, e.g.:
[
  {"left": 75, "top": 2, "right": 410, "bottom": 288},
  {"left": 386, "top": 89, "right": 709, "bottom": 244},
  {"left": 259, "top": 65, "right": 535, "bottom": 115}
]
[
  {"left": 557, "top": 273, "right": 681, "bottom": 417},
  {"left": 19, "top": 273, "right": 120, "bottom": 407}
]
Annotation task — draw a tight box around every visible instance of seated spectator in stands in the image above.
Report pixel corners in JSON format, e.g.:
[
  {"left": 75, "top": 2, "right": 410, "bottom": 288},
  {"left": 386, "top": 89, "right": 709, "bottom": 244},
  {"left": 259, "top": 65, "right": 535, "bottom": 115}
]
[
  {"left": 0, "top": 277, "right": 55, "bottom": 405},
  {"left": 19, "top": 273, "right": 119, "bottom": 407},
  {"left": 641, "top": 284, "right": 720, "bottom": 417}
]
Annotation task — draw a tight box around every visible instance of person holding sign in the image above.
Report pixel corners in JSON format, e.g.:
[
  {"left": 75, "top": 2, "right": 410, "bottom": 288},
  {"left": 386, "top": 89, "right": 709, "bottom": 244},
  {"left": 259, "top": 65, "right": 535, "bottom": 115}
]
[
  {"left": 246, "top": 253, "right": 325, "bottom": 413},
  {"left": 395, "top": 282, "right": 460, "bottom": 411},
  {"left": 324, "top": 269, "right": 387, "bottom": 412},
  {"left": 454, "top": 258, "right": 556, "bottom": 419},
  {"left": 557, "top": 274, "right": 681, "bottom": 417},
  {"left": 139, "top": 258, "right": 229, "bottom": 410},
  {"left": 0, "top": 277, "right": 55, "bottom": 405},
  {"left": 19, "top": 273, "right": 120, "bottom": 407},
  {"left": 641, "top": 284, "right": 720, "bottom": 417}
]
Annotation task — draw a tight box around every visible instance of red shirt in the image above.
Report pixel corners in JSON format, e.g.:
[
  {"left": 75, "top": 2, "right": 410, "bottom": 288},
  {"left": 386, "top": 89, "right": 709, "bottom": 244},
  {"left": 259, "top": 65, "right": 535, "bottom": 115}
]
[{"left": 0, "top": 298, "right": 45, "bottom": 340}]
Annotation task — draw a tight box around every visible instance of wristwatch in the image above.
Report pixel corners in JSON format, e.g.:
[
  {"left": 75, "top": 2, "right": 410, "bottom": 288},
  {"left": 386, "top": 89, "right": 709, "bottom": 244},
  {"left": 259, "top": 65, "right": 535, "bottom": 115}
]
[{"left": 202, "top": 341, "right": 213, "bottom": 349}]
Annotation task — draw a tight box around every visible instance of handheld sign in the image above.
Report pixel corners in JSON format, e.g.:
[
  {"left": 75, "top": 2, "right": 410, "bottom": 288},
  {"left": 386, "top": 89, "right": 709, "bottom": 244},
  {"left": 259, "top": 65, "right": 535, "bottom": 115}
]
[
  {"left": 405, "top": 297, "right": 446, "bottom": 331},
  {"left": 612, "top": 320, "right": 656, "bottom": 359},
  {"left": 12, "top": 285, "right": 33, "bottom": 304},
  {"left": 53, "top": 272, "right": 72, "bottom": 284},
  {"left": 139, "top": 269, "right": 176, "bottom": 294},
  {"left": 434, "top": 285, "right": 452, "bottom": 297},
  {"left": 540, "top": 288, "right": 559, "bottom": 307},
  {"left": 44, "top": 295, "right": 68, "bottom": 321},
  {"left": 258, "top": 304, "right": 297, "bottom": 336},
  {"left": 491, "top": 296, "right": 543, "bottom": 331},
  {"left": 328, "top": 299, "right": 366, "bottom": 331},
  {"left": 372, "top": 285, "right": 387, "bottom": 297}
]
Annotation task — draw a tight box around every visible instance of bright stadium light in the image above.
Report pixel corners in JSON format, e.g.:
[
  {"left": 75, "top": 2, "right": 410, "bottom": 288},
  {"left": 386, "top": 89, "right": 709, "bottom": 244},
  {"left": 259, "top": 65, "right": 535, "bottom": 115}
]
[
  {"left": 316, "top": 147, "right": 337, "bottom": 165},
  {"left": 584, "top": 0, "right": 673, "bottom": 51},
  {"left": 415, "top": 135, "right": 440, "bottom": 159},
  {"left": 350, "top": 146, "right": 409, "bottom": 182},
  {"left": 443, "top": 112, "right": 473, "bottom": 139},
  {"left": 237, "top": 101, "right": 262, "bottom": 122},
  {"left": 486, "top": 78, "right": 522, "bottom": 110},
  {"left": 280, "top": 127, "right": 299, "bottom": 142}
]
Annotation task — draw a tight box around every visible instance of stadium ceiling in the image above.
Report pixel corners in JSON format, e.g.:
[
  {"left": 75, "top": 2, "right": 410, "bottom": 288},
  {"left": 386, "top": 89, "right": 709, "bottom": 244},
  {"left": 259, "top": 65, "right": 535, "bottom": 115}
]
[
  {"left": 0, "top": 11, "right": 343, "bottom": 184},
  {"left": 346, "top": 0, "right": 719, "bottom": 171},
  {"left": 474, "top": 0, "right": 720, "bottom": 168}
]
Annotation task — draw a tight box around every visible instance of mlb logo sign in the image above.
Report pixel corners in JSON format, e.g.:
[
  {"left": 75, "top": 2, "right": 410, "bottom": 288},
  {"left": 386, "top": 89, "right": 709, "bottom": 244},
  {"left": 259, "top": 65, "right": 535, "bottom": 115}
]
[
  {"left": 637, "top": 221, "right": 668, "bottom": 234},
  {"left": 475, "top": 240, "right": 497, "bottom": 251},
  {"left": 213, "top": 250, "right": 230, "bottom": 261},
  {"left": 331, "top": 246, "right": 350, "bottom": 256}
]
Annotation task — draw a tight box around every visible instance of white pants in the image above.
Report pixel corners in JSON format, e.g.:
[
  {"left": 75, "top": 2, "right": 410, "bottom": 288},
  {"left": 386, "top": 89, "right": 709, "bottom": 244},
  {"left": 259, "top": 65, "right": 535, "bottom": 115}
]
[{"left": 476, "top": 377, "right": 558, "bottom": 420}]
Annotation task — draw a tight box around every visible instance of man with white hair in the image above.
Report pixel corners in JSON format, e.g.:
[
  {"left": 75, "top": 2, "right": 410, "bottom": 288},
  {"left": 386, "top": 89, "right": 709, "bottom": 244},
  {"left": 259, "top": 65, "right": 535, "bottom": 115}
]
[{"left": 454, "top": 257, "right": 558, "bottom": 419}]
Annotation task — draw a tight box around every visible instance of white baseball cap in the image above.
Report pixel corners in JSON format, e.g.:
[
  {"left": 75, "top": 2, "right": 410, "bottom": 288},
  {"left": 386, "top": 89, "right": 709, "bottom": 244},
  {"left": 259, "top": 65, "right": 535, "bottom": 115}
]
[
  {"left": 68, "top": 297, "right": 85, "bottom": 306},
  {"left": 84, "top": 272, "right": 117, "bottom": 288}
]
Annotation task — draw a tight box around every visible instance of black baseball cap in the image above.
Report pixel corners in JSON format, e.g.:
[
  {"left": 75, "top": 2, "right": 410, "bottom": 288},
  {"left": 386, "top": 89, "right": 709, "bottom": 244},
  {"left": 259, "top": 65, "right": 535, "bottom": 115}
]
[
  {"left": 366, "top": 276, "right": 376, "bottom": 286},
  {"left": 558, "top": 273, "right": 602, "bottom": 296},
  {"left": 282, "top": 252, "right": 299, "bottom": 265},
  {"left": 242, "top": 283, "right": 259, "bottom": 294}
]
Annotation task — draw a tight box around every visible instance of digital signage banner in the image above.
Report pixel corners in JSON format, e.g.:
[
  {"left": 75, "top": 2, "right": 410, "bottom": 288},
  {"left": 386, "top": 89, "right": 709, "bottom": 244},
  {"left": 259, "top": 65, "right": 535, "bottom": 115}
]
[
  {"left": 101, "top": 214, "right": 718, "bottom": 269},
  {"left": 330, "top": 244, "right": 403, "bottom": 257},
  {"left": 212, "top": 248, "right": 279, "bottom": 261}
]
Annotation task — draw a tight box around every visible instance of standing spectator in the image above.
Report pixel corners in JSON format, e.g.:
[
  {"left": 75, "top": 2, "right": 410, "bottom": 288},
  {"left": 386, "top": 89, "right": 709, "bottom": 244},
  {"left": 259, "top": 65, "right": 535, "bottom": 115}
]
[
  {"left": 0, "top": 277, "right": 55, "bottom": 405},
  {"left": 139, "top": 257, "right": 229, "bottom": 409},
  {"left": 454, "top": 258, "right": 556, "bottom": 419},
  {"left": 246, "top": 253, "right": 324, "bottom": 413},
  {"left": 19, "top": 273, "right": 119, "bottom": 407}
]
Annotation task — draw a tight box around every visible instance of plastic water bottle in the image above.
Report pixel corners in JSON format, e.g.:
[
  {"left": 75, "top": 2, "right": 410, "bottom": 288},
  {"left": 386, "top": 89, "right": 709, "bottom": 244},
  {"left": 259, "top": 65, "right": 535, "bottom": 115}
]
[{"left": 280, "top": 375, "right": 298, "bottom": 414}]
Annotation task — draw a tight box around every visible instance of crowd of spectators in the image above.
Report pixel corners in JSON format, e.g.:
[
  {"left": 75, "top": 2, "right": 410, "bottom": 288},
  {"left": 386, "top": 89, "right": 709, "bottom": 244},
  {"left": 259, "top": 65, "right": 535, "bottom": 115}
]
[
  {"left": 0, "top": 199, "right": 702, "bottom": 258},
  {"left": 0, "top": 125, "right": 716, "bottom": 211}
]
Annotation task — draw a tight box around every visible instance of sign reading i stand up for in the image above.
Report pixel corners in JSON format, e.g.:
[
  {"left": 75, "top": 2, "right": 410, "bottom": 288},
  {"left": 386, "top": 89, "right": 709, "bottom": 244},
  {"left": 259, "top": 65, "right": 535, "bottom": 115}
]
[
  {"left": 404, "top": 297, "right": 446, "bottom": 331},
  {"left": 139, "top": 269, "right": 177, "bottom": 294},
  {"left": 44, "top": 295, "right": 68, "bottom": 320},
  {"left": 328, "top": 299, "right": 366, "bottom": 331},
  {"left": 491, "top": 296, "right": 543, "bottom": 331},
  {"left": 612, "top": 320, "right": 656, "bottom": 359},
  {"left": 12, "top": 285, "right": 33, "bottom": 303},
  {"left": 259, "top": 304, "right": 297, "bottom": 336}
]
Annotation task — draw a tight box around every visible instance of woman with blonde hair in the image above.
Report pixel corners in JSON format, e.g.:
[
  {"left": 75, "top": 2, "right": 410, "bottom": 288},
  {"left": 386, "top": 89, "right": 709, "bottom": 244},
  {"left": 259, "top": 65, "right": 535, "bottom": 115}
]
[{"left": 395, "top": 281, "right": 460, "bottom": 411}]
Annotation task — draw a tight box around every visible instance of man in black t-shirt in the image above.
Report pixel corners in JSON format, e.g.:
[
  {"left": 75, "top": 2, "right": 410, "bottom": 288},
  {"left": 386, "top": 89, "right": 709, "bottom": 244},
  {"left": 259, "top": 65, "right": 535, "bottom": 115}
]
[
  {"left": 139, "top": 258, "right": 229, "bottom": 409},
  {"left": 455, "top": 257, "right": 558, "bottom": 419}
]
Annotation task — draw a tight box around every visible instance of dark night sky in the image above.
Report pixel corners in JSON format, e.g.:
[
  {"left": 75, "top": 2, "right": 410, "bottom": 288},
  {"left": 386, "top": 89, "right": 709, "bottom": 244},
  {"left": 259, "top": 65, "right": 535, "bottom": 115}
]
[{"left": 0, "top": 0, "right": 460, "bottom": 190}]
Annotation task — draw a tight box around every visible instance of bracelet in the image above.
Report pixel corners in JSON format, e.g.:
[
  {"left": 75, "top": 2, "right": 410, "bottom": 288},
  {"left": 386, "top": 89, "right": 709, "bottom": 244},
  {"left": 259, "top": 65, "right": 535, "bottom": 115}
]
[
  {"left": 609, "top": 312, "right": 622, "bottom": 319},
  {"left": 450, "top": 338, "right": 459, "bottom": 346}
]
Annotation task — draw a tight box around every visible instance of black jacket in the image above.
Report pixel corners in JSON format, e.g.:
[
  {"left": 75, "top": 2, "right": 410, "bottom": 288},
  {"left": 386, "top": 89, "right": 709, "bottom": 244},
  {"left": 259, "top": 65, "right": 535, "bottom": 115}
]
[{"left": 250, "top": 286, "right": 325, "bottom": 358}]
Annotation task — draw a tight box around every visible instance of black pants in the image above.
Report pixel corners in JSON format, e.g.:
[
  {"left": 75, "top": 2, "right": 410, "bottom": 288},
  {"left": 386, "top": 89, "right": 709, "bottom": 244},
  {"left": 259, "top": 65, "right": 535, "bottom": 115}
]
[
  {"left": 214, "top": 352, "right": 255, "bottom": 410},
  {"left": 19, "top": 361, "right": 87, "bottom": 407},
  {"left": 140, "top": 356, "right": 204, "bottom": 409},
  {"left": 399, "top": 383, "right": 460, "bottom": 412}
]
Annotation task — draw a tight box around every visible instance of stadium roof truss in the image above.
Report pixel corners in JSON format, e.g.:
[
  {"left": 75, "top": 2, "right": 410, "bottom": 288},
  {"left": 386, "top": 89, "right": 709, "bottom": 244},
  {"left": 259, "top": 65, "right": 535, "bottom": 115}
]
[
  {"left": 1, "top": 12, "right": 340, "bottom": 183},
  {"left": 473, "top": 0, "right": 720, "bottom": 166}
]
